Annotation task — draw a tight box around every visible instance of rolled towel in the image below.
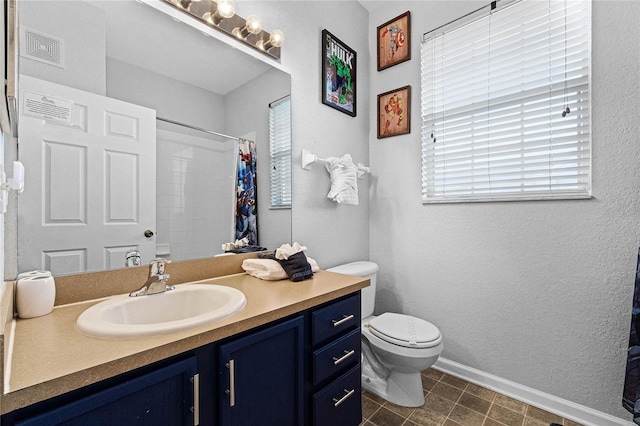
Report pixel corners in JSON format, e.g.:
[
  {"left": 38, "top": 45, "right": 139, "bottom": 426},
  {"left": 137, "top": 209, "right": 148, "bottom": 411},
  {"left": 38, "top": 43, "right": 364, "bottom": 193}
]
[
  {"left": 275, "top": 242, "right": 308, "bottom": 260},
  {"left": 279, "top": 251, "right": 314, "bottom": 282},
  {"left": 260, "top": 249, "right": 314, "bottom": 282},
  {"left": 325, "top": 154, "right": 359, "bottom": 205},
  {"left": 242, "top": 258, "right": 287, "bottom": 280},
  {"left": 243, "top": 257, "right": 320, "bottom": 281}
]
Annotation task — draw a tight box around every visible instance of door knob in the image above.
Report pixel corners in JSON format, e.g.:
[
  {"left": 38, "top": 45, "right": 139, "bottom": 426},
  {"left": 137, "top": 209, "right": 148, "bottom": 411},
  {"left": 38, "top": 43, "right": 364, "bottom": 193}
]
[{"left": 144, "top": 230, "right": 154, "bottom": 238}]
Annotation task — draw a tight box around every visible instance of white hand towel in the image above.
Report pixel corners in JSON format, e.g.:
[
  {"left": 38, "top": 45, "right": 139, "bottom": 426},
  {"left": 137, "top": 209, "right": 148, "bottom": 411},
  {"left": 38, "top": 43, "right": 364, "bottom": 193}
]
[
  {"left": 221, "top": 237, "right": 250, "bottom": 251},
  {"left": 242, "top": 257, "right": 320, "bottom": 281},
  {"left": 275, "top": 242, "right": 307, "bottom": 260},
  {"left": 325, "top": 154, "right": 359, "bottom": 205}
]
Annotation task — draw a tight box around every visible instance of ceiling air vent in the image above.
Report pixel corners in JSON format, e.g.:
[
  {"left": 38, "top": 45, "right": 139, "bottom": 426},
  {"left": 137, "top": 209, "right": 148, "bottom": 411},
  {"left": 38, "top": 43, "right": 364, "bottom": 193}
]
[{"left": 20, "top": 27, "right": 65, "bottom": 68}]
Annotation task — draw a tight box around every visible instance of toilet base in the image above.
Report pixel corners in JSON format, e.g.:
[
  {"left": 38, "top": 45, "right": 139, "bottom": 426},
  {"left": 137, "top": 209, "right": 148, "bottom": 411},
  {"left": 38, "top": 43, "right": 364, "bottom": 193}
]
[{"left": 362, "top": 363, "right": 425, "bottom": 407}]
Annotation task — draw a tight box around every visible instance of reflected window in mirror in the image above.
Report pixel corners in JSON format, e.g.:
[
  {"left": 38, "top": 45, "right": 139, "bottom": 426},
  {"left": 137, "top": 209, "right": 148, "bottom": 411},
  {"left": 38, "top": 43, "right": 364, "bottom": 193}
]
[{"left": 269, "top": 96, "right": 291, "bottom": 209}]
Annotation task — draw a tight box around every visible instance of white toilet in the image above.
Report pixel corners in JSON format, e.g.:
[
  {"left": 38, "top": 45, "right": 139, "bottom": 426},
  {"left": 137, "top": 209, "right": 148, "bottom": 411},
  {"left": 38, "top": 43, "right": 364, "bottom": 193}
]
[{"left": 327, "top": 261, "right": 443, "bottom": 407}]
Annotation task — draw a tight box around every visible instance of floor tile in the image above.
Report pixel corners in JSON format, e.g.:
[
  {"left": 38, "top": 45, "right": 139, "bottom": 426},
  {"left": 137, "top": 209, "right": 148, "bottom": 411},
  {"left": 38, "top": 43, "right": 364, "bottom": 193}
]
[
  {"left": 369, "top": 406, "right": 407, "bottom": 426},
  {"left": 523, "top": 417, "right": 548, "bottom": 426},
  {"left": 482, "top": 418, "right": 507, "bottom": 426},
  {"left": 422, "top": 375, "right": 439, "bottom": 392},
  {"left": 424, "top": 368, "right": 444, "bottom": 381},
  {"left": 362, "top": 395, "right": 381, "bottom": 419},
  {"left": 493, "top": 394, "right": 527, "bottom": 415},
  {"left": 362, "top": 370, "right": 582, "bottom": 426},
  {"left": 526, "top": 405, "right": 563, "bottom": 424},
  {"left": 440, "top": 373, "right": 470, "bottom": 390},
  {"left": 447, "top": 404, "right": 485, "bottom": 426},
  {"left": 424, "top": 392, "right": 456, "bottom": 417},
  {"left": 465, "top": 383, "right": 497, "bottom": 402},
  {"left": 384, "top": 401, "right": 416, "bottom": 418},
  {"left": 432, "top": 382, "right": 464, "bottom": 403},
  {"left": 408, "top": 405, "right": 448, "bottom": 426},
  {"left": 457, "top": 392, "right": 492, "bottom": 415},
  {"left": 487, "top": 404, "right": 525, "bottom": 425}
]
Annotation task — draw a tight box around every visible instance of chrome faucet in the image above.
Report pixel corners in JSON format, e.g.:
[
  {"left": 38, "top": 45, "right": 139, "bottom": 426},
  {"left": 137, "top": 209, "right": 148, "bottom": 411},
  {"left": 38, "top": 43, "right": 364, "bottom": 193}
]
[
  {"left": 125, "top": 249, "right": 141, "bottom": 267},
  {"left": 129, "top": 259, "right": 175, "bottom": 297}
]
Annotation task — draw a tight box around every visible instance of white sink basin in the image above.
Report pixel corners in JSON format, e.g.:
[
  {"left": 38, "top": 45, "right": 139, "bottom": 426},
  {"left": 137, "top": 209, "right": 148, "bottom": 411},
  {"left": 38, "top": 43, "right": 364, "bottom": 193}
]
[{"left": 76, "top": 284, "right": 246, "bottom": 338}]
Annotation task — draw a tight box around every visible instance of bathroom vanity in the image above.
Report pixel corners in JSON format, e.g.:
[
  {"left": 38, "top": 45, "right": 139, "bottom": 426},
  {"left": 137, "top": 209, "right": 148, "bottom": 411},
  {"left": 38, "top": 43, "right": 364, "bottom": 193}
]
[{"left": 0, "top": 264, "right": 368, "bottom": 426}]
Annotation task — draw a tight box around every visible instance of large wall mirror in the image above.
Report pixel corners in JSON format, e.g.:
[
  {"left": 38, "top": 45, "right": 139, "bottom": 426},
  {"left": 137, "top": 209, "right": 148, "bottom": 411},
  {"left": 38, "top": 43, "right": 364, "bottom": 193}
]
[{"left": 13, "top": 0, "right": 292, "bottom": 276}]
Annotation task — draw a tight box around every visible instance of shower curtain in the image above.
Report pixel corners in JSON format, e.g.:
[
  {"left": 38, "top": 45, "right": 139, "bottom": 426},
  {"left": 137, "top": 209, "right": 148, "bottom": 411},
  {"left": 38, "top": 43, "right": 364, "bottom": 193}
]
[
  {"left": 235, "top": 139, "right": 258, "bottom": 245},
  {"left": 623, "top": 247, "right": 640, "bottom": 423}
]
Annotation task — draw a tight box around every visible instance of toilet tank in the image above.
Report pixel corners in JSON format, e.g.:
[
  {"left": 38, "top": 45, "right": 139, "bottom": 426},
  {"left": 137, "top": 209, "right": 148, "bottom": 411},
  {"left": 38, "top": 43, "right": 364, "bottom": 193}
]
[{"left": 327, "top": 261, "right": 378, "bottom": 318}]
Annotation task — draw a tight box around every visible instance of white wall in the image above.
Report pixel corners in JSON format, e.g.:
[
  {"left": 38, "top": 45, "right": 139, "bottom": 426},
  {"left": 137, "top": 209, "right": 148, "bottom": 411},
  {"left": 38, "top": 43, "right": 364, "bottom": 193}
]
[
  {"left": 368, "top": 0, "right": 640, "bottom": 421},
  {"left": 19, "top": 0, "right": 106, "bottom": 95},
  {"left": 224, "top": 68, "right": 292, "bottom": 250},
  {"left": 240, "top": 1, "right": 371, "bottom": 266}
]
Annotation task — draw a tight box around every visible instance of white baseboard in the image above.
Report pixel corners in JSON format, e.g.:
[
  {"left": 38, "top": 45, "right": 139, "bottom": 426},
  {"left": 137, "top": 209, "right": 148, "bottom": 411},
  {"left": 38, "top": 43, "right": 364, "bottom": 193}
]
[{"left": 433, "top": 357, "right": 634, "bottom": 426}]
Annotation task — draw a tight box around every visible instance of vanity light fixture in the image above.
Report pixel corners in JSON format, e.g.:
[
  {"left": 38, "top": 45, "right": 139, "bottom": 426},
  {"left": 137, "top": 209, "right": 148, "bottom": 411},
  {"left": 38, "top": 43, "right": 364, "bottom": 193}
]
[
  {"left": 176, "top": 0, "right": 200, "bottom": 11},
  {"left": 233, "top": 14, "right": 262, "bottom": 39},
  {"left": 257, "top": 29, "right": 284, "bottom": 51},
  {"left": 202, "top": 0, "right": 235, "bottom": 26},
  {"left": 163, "top": 0, "right": 284, "bottom": 60}
]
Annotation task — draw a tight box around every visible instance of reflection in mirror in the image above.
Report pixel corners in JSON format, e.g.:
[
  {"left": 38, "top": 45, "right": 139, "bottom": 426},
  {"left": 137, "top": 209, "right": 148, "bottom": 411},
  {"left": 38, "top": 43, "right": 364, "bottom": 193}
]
[{"left": 15, "top": 0, "right": 292, "bottom": 276}]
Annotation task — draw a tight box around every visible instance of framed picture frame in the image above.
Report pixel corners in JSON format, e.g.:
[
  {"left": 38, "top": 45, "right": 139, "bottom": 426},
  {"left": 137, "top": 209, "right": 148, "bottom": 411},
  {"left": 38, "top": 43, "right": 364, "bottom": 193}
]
[
  {"left": 377, "top": 11, "right": 411, "bottom": 71},
  {"left": 322, "top": 29, "right": 357, "bottom": 117},
  {"left": 377, "top": 85, "right": 411, "bottom": 139}
]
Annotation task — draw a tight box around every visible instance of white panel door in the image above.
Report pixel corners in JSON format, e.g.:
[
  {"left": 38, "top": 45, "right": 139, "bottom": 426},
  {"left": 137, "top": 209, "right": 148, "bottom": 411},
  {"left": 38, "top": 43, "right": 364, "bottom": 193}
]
[{"left": 18, "top": 75, "right": 156, "bottom": 275}]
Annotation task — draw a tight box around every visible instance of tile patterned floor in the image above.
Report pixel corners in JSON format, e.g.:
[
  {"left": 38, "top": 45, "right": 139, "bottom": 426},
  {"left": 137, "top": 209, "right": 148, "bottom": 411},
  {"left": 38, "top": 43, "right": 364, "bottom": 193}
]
[{"left": 360, "top": 368, "right": 584, "bottom": 426}]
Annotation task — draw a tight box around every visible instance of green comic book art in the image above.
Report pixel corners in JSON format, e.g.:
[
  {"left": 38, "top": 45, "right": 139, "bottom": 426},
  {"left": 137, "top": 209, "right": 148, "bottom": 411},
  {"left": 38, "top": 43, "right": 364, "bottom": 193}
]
[{"left": 322, "top": 30, "right": 356, "bottom": 117}]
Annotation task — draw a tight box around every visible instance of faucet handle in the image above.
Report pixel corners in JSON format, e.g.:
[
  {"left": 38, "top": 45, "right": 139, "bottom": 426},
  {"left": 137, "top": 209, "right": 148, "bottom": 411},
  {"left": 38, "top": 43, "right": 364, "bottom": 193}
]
[
  {"left": 125, "top": 249, "right": 141, "bottom": 267},
  {"left": 149, "top": 258, "right": 171, "bottom": 276}
]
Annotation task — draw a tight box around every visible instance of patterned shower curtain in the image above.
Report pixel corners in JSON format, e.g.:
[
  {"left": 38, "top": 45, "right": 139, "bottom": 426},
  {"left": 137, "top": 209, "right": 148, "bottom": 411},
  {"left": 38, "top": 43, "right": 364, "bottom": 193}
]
[
  {"left": 623, "top": 247, "right": 640, "bottom": 423},
  {"left": 235, "top": 139, "right": 258, "bottom": 245}
]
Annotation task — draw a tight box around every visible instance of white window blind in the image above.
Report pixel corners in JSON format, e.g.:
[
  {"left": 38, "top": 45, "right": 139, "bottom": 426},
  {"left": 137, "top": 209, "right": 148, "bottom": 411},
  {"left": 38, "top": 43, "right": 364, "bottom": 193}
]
[
  {"left": 421, "top": 0, "right": 591, "bottom": 203},
  {"left": 269, "top": 96, "right": 292, "bottom": 208}
]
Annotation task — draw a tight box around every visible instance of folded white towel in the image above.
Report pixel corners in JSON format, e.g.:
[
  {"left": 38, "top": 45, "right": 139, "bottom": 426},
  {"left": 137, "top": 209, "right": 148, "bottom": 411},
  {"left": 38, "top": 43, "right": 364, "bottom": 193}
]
[
  {"left": 242, "top": 257, "right": 320, "bottom": 281},
  {"left": 275, "top": 242, "right": 307, "bottom": 260},
  {"left": 221, "top": 237, "right": 249, "bottom": 252},
  {"left": 325, "top": 154, "right": 359, "bottom": 205}
]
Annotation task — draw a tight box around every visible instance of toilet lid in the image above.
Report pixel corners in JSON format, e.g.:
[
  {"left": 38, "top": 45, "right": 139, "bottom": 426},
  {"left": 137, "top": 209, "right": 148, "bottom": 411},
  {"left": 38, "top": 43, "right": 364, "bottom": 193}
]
[{"left": 368, "top": 313, "right": 441, "bottom": 348}]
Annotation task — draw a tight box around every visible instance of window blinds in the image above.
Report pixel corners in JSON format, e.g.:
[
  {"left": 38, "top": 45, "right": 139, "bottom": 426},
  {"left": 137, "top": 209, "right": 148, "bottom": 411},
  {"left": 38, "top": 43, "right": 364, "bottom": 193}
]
[
  {"left": 421, "top": 0, "right": 591, "bottom": 202},
  {"left": 269, "top": 96, "right": 292, "bottom": 208}
]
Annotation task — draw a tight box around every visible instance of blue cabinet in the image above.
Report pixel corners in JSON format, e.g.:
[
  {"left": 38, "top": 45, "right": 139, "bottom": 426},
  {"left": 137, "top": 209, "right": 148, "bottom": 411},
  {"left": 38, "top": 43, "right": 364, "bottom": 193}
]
[
  {"left": 2, "top": 292, "right": 362, "bottom": 426},
  {"left": 9, "top": 356, "right": 198, "bottom": 426},
  {"left": 218, "top": 316, "right": 304, "bottom": 426},
  {"left": 309, "top": 293, "right": 362, "bottom": 426}
]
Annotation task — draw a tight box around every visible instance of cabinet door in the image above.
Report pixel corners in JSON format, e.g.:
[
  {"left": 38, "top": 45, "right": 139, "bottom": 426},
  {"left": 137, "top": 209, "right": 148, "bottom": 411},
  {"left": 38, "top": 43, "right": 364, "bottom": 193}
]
[
  {"left": 14, "top": 357, "right": 198, "bottom": 426},
  {"left": 219, "top": 316, "right": 304, "bottom": 426}
]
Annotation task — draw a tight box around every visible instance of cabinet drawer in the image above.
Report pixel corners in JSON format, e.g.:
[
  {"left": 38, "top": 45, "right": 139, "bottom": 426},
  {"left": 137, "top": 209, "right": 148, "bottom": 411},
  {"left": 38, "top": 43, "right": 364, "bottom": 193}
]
[
  {"left": 313, "top": 328, "right": 360, "bottom": 385},
  {"left": 312, "top": 294, "right": 361, "bottom": 345},
  {"left": 312, "top": 365, "right": 362, "bottom": 426}
]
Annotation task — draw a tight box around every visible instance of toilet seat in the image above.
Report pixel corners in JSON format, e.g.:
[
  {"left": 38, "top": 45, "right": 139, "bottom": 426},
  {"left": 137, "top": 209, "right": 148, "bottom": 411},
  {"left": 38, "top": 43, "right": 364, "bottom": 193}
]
[{"left": 368, "top": 313, "right": 441, "bottom": 349}]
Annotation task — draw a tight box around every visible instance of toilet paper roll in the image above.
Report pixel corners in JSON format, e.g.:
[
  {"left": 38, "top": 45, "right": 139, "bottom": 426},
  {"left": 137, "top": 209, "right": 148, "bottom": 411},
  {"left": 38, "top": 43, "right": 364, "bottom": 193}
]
[{"left": 16, "top": 274, "right": 56, "bottom": 319}]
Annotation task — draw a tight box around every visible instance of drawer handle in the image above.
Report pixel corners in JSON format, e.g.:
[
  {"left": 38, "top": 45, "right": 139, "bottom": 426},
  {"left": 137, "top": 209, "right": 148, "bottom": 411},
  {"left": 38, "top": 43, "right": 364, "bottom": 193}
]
[
  {"left": 190, "top": 374, "right": 200, "bottom": 426},
  {"left": 332, "top": 388, "right": 355, "bottom": 407},
  {"left": 225, "top": 360, "right": 236, "bottom": 407},
  {"left": 332, "top": 314, "right": 354, "bottom": 327},
  {"left": 333, "top": 349, "right": 356, "bottom": 365}
]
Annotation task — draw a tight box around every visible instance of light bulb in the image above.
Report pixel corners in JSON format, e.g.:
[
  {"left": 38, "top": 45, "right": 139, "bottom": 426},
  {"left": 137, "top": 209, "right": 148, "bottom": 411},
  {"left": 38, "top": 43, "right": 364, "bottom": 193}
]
[
  {"left": 177, "top": 0, "right": 191, "bottom": 9},
  {"left": 259, "top": 29, "right": 285, "bottom": 51},
  {"left": 177, "top": 0, "right": 200, "bottom": 10},
  {"left": 204, "top": 0, "right": 235, "bottom": 25},
  {"left": 269, "top": 29, "right": 284, "bottom": 47},
  {"left": 245, "top": 15, "right": 262, "bottom": 35},
  {"left": 233, "top": 14, "right": 263, "bottom": 39},
  {"left": 217, "top": 0, "right": 235, "bottom": 19}
]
